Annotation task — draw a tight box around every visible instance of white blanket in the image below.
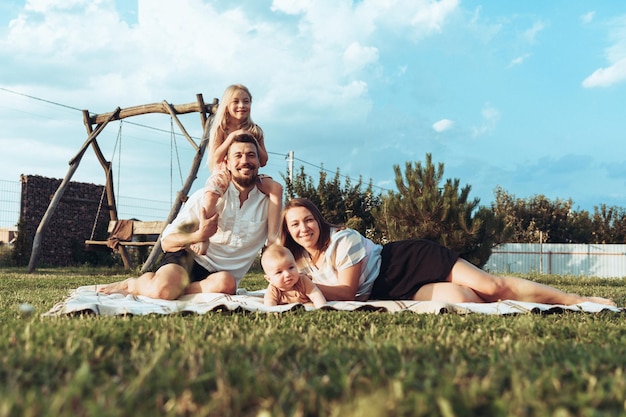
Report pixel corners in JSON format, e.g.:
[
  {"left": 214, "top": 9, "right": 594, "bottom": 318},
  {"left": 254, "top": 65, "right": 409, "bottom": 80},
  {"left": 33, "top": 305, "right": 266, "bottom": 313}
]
[{"left": 43, "top": 285, "right": 622, "bottom": 316}]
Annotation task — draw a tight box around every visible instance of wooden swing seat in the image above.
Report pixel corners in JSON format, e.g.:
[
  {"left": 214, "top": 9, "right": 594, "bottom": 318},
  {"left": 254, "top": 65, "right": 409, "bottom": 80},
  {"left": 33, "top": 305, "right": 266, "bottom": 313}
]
[{"left": 85, "top": 220, "right": 167, "bottom": 248}]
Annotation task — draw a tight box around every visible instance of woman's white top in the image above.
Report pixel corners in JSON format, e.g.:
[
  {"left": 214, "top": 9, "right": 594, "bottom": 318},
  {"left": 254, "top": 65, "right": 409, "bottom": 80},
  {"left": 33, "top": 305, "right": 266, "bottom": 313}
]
[{"left": 298, "top": 228, "right": 382, "bottom": 301}]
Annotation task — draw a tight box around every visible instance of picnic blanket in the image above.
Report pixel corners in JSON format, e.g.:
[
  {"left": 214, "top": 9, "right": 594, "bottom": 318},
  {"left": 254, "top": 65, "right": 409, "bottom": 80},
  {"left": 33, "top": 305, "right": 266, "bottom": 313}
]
[{"left": 43, "top": 285, "right": 623, "bottom": 316}]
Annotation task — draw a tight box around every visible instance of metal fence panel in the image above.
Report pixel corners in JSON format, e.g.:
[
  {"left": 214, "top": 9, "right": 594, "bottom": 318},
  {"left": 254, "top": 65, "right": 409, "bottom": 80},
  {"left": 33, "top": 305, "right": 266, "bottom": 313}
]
[
  {"left": 486, "top": 243, "right": 626, "bottom": 278},
  {"left": 0, "top": 179, "right": 21, "bottom": 229}
]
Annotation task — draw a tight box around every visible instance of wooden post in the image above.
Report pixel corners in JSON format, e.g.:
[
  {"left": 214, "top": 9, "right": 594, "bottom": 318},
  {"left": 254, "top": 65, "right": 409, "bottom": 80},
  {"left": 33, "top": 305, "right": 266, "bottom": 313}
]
[
  {"left": 28, "top": 109, "right": 121, "bottom": 272},
  {"left": 81, "top": 110, "right": 133, "bottom": 269},
  {"left": 163, "top": 100, "right": 199, "bottom": 151},
  {"left": 140, "top": 103, "right": 215, "bottom": 272}
]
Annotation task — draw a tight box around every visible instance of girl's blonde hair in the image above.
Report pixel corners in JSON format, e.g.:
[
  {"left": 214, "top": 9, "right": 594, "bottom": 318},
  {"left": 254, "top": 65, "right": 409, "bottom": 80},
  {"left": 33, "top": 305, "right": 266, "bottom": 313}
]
[{"left": 208, "top": 84, "right": 263, "bottom": 146}]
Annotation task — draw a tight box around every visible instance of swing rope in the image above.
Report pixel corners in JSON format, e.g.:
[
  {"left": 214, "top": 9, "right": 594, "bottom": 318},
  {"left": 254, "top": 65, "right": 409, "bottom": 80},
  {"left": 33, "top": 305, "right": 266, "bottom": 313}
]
[
  {"left": 170, "top": 117, "right": 183, "bottom": 206},
  {"left": 89, "top": 121, "right": 123, "bottom": 241}
]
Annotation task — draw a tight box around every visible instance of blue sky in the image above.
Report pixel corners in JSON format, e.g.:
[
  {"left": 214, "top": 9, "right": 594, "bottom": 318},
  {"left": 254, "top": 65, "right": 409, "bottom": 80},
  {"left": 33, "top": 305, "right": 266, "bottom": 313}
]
[{"left": 1, "top": 0, "right": 625, "bottom": 222}]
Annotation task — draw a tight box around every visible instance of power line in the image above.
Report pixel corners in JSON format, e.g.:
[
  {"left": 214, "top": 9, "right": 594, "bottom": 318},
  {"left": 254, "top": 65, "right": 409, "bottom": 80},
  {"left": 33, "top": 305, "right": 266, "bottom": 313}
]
[
  {"left": 0, "top": 86, "right": 195, "bottom": 140},
  {"left": 0, "top": 86, "right": 83, "bottom": 112},
  {"left": 1, "top": 87, "right": 391, "bottom": 193},
  {"left": 269, "top": 152, "right": 391, "bottom": 193}
]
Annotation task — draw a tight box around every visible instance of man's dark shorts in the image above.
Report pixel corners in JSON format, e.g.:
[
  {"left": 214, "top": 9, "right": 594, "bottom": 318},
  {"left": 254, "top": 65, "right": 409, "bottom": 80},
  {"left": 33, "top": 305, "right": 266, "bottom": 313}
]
[{"left": 160, "top": 249, "right": 211, "bottom": 282}]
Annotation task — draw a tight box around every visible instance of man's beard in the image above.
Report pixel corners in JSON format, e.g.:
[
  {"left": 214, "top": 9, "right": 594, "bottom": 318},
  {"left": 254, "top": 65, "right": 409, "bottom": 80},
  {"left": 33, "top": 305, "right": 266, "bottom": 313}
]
[{"left": 231, "top": 165, "right": 258, "bottom": 188}]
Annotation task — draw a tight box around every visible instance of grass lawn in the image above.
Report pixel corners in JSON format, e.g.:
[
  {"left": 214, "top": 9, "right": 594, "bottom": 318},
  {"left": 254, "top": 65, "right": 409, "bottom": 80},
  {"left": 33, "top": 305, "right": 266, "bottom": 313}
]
[{"left": 1, "top": 267, "right": 625, "bottom": 417}]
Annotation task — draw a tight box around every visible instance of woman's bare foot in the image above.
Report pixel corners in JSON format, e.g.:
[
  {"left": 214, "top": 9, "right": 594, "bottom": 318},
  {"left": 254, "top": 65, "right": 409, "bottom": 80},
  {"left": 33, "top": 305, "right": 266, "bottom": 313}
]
[{"left": 585, "top": 296, "right": 616, "bottom": 306}]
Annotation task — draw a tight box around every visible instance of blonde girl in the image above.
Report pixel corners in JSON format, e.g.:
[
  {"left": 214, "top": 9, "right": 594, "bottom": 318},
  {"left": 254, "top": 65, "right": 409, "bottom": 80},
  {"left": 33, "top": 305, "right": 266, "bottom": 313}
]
[{"left": 194, "top": 84, "right": 282, "bottom": 254}]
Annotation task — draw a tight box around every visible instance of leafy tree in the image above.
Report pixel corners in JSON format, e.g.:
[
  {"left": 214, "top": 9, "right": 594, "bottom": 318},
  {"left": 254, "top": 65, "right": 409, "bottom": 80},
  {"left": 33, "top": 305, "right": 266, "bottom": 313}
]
[
  {"left": 376, "top": 154, "right": 505, "bottom": 267},
  {"left": 284, "top": 166, "right": 319, "bottom": 206},
  {"left": 591, "top": 204, "right": 626, "bottom": 243},
  {"left": 491, "top": 188, "right": 626, "bottom": 244},
  {"left": 492, "top": 187, "right": 578, "bottom": 243},
  {"left": 283, "top": 166, "right": 381, "bottom": 235},
  {"left": 471, "top": 206, "right": 512, "bottom": 267},
  {"left": 342, "top": 176, "right": 381, "bottom": 238},
  {"left": 568, "top": 209, "right": 593, "bottom": 243},
  {"left": 316, "top": 168, "right": 345, "bottom": 225}
]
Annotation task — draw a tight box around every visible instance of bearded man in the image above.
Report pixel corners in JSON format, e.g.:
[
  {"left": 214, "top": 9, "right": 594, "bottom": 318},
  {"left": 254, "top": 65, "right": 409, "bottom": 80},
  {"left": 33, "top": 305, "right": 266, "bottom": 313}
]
[{"left": 99, "top": 130, "right": 272, "bottom": 299}]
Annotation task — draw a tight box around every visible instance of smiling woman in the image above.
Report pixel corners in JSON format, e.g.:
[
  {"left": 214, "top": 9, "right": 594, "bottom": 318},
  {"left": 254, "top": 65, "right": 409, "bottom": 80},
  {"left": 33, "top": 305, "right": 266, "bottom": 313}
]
[{"left": 279, "top": 197, "right": 617, "bottom": 307}]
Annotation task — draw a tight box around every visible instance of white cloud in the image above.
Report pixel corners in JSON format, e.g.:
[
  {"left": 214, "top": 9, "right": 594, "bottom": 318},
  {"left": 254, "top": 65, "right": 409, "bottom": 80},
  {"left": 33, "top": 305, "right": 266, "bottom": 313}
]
[
  {"left": 432, "top": 119, "right": 454, "bottom": 133},
  {"left": 467, "top": 6, "right": 502, "bottom": 43},
  {"left": 472, "top": 103, "right": 500, "bottom": 137},
  {"left": 343, "top": 42, "right": 379, "bottom": 73},
  {"left": 581, "top": 11, "right": 595, "bottom": 25},
  {"left": 410, "top": 0, "right": 459, "bottom": 34},
  {"left": 24, "top": 0, "right": 93, "bottom": 13},
  {"left": 272, "top": 0, "right": 461, "bottom": 50},
  {"left": 271, "top": 0, "right": 311, "bottom": 15},
  {"left": 11, "top": 0, "right": 127, "bottom": 52},
  {"left": 0, "top": 0, "right": 461, "bottom": 116},
  {"left": 508, "top": 53, "right": 530, "bottom": 67},
  {"left": 582, "top": 57, "right": 626, "bottom": 87},
  {"left": 523, "top": 21, "right": 546, "bottom": 44},
  {"left": 582, "top": 16, "right": 626, "bottom": 88},
  {"left": 373, "top": 0, "right": 459, "bottom": 41},
  {"left": 395, "top": 65, "right": 408, "bottom": 76}
]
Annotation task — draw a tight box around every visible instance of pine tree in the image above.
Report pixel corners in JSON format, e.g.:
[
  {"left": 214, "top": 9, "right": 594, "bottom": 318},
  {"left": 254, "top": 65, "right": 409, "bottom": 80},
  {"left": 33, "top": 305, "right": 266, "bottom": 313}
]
[{"left": 376, "top": 153, "right": 501, "bottom": 266}]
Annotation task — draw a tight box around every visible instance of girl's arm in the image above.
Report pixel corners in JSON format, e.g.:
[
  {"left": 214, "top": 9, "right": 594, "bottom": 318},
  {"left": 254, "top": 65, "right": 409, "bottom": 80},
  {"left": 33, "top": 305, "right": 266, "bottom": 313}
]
[
  {"left": 257, "top": 178, "right": 283, "bottom": 244},
  {"left": 211, "top": 129, "right": 265, "bottom": 169},
  {"left": 312, "top": 260, "right": 362, "bottom": 301}
]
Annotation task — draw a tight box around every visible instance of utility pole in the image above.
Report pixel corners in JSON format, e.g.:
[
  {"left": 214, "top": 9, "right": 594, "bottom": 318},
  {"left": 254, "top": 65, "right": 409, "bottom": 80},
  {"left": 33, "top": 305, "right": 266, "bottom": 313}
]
[{"left": 286, "top": 150, "right": 294, "bottom": 182}]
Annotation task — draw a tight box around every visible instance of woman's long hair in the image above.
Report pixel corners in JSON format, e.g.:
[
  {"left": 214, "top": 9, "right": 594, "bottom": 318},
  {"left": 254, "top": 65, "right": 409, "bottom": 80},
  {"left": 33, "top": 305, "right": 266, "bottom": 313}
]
[{"left": 280, "top": 198, "right": 341, "bottom": 261}]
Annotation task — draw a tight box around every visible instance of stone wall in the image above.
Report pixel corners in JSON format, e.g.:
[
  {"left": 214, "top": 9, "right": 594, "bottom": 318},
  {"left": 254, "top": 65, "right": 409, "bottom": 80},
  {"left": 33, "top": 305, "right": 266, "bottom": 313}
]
[{"left": 20, "top": 175, "right": 111, "bottom": 266}]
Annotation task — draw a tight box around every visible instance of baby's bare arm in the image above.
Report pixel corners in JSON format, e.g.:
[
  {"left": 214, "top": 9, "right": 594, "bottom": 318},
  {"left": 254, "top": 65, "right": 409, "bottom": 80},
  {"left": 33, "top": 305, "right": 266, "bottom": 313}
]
[
  {"left": 302, "top": 275, "right": 327, "bottom": 308},
  {"left": 263, "top": 285, "right": 279, "bottom": 306}
]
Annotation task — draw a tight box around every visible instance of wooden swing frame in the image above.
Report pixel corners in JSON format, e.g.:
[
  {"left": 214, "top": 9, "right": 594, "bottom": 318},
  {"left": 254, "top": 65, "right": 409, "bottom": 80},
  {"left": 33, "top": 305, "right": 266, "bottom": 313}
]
[{"left": 27, "top": 94, "right": 218, "bottom": 273}]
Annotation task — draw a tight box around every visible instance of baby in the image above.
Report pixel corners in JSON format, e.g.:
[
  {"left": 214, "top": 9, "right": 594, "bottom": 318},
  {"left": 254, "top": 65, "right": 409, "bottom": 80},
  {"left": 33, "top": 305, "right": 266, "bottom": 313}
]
[{"left": 261, "top": 244, "right": 327, "bottom": 308}]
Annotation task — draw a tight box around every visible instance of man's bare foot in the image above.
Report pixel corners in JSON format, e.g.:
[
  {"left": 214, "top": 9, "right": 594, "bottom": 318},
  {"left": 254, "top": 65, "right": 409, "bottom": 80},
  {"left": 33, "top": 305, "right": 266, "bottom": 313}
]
[{"left": 98, "top": 278, "right": 132, "bottom": 295}]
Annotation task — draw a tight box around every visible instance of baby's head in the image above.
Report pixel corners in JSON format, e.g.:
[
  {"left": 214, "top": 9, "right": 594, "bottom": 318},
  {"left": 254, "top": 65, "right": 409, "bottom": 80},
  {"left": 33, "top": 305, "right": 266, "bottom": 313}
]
[{"left": 261, "top": 244, "right": 300, "bottom": 291}]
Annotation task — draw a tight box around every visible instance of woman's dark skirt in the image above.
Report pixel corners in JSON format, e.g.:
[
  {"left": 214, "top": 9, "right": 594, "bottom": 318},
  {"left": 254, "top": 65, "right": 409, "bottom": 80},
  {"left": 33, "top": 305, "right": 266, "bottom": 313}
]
[{"left": 369, "top": 239, "right": 459, "bottom": 300}]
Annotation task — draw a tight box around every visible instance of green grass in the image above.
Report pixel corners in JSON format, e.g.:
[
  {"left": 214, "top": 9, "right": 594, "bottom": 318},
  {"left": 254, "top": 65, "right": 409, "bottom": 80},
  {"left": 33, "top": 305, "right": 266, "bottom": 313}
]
[{"left": 1, "top": 267, "right": 626, "bottom": 417}]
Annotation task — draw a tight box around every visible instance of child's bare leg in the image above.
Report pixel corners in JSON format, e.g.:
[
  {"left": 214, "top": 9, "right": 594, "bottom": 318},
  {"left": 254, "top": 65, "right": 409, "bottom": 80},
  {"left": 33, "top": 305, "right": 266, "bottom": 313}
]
[
  {"left": 193, "top": 190, "right": 220, "bottom": 255},
  {"left": 267, "top": 189, "right": 283, "bottom": 244},
  {"left": 258, "top": 178, "right": 283, "bottom": 244},
  {"left": 196, "top": 165, "right": 230, "bottom": 254}
]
